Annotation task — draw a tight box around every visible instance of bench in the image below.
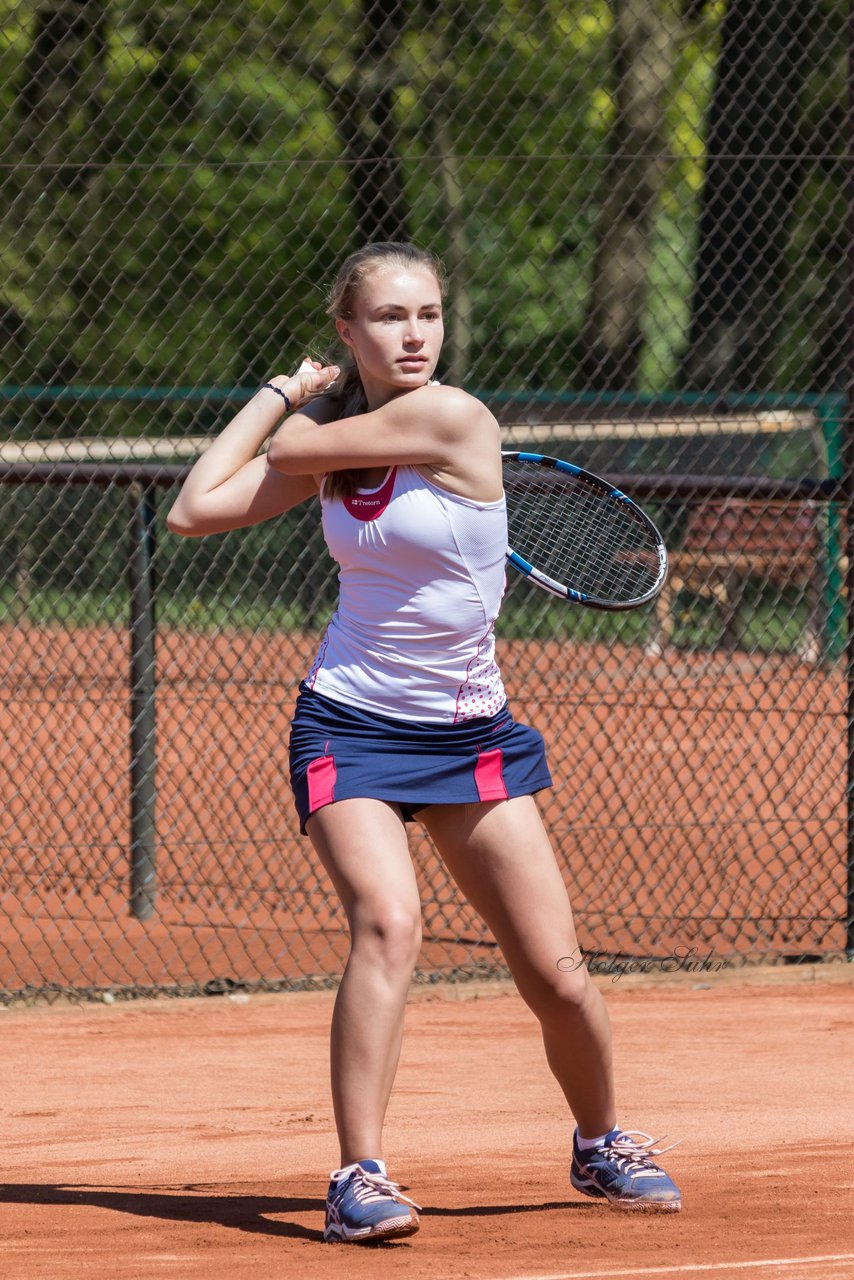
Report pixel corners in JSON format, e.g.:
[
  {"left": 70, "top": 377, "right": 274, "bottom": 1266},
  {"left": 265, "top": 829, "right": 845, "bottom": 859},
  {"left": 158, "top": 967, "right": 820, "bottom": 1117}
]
[{"left": 649, "top": 499, "right": 836, "bottom": 660}]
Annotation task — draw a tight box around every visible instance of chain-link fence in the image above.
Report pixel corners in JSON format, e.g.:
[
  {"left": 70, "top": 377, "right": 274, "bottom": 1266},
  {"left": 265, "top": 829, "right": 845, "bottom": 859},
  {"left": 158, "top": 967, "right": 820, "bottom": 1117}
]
[{"left": 1, "top": 1, "right": 851, "bottom": 1001}]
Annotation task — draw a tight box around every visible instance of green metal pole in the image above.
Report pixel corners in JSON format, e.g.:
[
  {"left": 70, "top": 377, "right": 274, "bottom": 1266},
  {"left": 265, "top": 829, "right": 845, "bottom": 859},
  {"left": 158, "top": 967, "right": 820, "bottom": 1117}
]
[{"left": 818, "top": 398, "right": 846, "bottom": 663}]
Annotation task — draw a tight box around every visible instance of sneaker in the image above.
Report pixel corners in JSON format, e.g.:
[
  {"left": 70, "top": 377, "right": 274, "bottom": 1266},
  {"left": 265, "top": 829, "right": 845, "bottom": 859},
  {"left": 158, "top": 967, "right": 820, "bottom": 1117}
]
[
  {"left": 571, "top": 1128, "right": 682, "bottom": 1212},
  {"left": 323, "top": 1159, "right": 421, "bottom": 1243}
]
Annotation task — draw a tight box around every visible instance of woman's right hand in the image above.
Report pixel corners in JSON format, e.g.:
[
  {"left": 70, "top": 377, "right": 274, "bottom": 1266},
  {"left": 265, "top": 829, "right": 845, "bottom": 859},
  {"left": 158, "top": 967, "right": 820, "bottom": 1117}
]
[
  {"left": 166, "top": 357, "right": 339, "bottom": 536},
  {"left": 268, "top": 359, "right": 340, "bottom": 413}
]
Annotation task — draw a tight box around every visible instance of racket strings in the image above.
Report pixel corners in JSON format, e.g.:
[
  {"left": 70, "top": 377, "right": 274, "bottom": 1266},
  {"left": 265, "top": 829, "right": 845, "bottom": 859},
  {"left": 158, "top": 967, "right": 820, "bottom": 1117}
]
[{"left": 504, "top": 463, "right": 663, "bottom": 602}]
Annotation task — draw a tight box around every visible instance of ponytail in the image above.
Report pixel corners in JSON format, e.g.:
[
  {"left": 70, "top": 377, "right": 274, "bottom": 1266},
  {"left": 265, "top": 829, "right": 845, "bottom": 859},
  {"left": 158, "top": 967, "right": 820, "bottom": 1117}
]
[{"left": 320, "top": 366, "right": 369, "bottom": 501}]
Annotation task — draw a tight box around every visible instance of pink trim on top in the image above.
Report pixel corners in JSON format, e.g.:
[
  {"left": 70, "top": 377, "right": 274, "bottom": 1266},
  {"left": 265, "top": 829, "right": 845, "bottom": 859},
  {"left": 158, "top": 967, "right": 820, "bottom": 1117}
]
[
  {"left": 343, "top": 467, "right": 397, "bottom": 521},
  {"left": 453, "top": 624, "right": 496, "bottom": 723},
  {"left": 306, "top": 634, "right": 329, "bottom": 688},
  {"left": 474, "top": 747, "right": 508, "bottom": 802}
]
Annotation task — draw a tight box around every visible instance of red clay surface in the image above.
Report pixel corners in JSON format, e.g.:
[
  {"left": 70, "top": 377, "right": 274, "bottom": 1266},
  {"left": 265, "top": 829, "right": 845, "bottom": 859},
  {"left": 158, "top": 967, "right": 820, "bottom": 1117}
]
[
  {"left": 1, "top": 623, "right": 846, "bottom": 997},
  {"left": 2, "top": 968, "right": 853, "bottom": 1280}
]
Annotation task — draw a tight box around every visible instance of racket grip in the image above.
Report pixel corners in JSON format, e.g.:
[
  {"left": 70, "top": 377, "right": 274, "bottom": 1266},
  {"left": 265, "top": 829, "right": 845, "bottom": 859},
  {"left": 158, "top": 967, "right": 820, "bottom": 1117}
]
[{"left": 295, "top": 358, "right": 316, "bottom": 376}]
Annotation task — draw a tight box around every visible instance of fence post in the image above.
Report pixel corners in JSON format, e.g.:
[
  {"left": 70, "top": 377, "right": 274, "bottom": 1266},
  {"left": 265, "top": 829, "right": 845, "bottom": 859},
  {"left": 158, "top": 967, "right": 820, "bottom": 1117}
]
[
  {"left": 128, "top": 481, "right": 158, "bottom": 920},
  {"left": 818, "top": 397, "right": 847, "bottom": 663},
  {"left": 847, "top": 0, "right": 854, "bottom": 957}
]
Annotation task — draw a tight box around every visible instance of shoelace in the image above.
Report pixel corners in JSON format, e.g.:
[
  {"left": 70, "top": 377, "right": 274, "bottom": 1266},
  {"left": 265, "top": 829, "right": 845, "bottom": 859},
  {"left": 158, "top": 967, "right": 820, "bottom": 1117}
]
[
  {"left": 601, "top": 1130, "right": 681, "bottom": 1176},
  {"left": 334, "top": 1167, "right": 422, "bottom": 1212}
]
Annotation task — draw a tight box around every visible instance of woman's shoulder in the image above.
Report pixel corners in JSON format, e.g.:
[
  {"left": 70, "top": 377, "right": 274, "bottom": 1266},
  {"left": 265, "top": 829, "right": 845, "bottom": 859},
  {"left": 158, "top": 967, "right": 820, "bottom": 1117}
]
[{"left": 412, "top": 382, "right": 499, "bottom": 428}]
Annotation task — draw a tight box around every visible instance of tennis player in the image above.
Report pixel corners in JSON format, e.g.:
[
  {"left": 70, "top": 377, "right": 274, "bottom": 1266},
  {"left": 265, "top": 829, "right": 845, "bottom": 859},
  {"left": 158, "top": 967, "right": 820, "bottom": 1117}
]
[{"left": 167, "top": 241, "right": 681, "bottom": 1242}]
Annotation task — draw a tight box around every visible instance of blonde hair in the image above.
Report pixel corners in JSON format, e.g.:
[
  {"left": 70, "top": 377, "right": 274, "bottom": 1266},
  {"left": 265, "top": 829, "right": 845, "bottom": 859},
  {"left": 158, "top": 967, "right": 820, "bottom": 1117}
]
[{"left": 321, "top": 242, "right": 446, "bottom": 502}]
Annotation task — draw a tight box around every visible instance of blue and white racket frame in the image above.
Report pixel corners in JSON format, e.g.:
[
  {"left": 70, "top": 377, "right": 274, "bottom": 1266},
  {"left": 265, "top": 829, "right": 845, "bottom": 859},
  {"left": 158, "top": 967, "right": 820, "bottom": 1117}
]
[{"left": 502, "top": 450, "right": 669, "bottom": 611}]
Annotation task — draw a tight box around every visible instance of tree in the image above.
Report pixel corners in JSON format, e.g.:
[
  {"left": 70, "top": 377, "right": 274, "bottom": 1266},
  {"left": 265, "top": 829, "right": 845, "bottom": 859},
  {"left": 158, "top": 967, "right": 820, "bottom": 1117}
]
[
  {"left": 579, "top": 0, "right": 684, "bottom": 391},
  {"left": 280, "top": 0, "right": 410, "bottom": 245},
  {"left": 679, "top": 0, "right": 813, "bottom": 392},
  {"left": 18, "top": 0, "right": 107, "bottom": 169}
]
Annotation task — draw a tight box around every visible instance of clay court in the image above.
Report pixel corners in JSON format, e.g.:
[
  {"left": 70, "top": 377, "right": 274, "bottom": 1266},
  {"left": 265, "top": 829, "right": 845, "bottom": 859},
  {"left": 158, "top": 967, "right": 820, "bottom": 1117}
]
[
  {"left": 1, "top": 623, "right": 848, "bottom": 997},
  {"left": 3, "top": 626, "right": 852, "bottom": 1278},
  {"left": 2, "top": 965, "right": 853, "bottom": 1280}
]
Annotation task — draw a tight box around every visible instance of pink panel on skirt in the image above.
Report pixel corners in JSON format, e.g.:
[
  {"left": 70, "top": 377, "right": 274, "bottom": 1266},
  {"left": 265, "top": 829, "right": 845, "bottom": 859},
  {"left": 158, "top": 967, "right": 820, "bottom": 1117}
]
[
  {"left": 307, "top": 754, "right": 337, "bottom": 812},
  {"left": 474, "top": 747, "right": 508, "bottom": 802}
]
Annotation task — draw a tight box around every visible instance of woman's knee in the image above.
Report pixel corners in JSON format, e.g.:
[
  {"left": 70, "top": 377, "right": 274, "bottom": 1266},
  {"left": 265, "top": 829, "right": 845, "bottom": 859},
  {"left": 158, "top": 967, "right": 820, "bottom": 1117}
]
[
  {"left": 350, "top": 900, "right": 423, "bottom": 968},
  {"left": 517, "top": 957, "right": 595, "bottom": 1023}
]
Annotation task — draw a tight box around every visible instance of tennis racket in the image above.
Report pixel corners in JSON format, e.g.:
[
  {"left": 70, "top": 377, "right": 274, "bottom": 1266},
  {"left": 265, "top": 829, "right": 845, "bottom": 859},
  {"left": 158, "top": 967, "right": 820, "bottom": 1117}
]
[{"left": 503, "top": 451, "right": 668, "bottom": 610}]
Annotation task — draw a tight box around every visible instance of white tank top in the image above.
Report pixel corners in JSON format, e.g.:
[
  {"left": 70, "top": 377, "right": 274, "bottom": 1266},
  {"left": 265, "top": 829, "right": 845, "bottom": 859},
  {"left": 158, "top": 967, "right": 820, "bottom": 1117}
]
[{"left": 306, "top": 465, "right": 508, "bottom": 722}]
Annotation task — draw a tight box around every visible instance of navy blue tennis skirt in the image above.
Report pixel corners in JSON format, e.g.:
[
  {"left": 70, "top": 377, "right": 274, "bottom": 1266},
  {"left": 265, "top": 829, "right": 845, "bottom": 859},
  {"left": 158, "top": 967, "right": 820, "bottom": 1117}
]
[{"left": 289, "top": 683, "right": 552, "bottom": 834}]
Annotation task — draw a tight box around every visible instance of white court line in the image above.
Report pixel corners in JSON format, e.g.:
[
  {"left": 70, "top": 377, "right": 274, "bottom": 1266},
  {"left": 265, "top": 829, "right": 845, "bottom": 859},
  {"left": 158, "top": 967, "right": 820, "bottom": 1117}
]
[{"left": 498, "top": 1254, "right": 854, "bottom": 1280}]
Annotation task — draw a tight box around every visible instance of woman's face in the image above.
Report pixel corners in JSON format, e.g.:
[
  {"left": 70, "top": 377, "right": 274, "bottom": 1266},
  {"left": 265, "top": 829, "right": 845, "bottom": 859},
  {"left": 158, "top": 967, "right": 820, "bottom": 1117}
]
[{"left": 336, "top": 265, "right": 444, "bottom": 406}]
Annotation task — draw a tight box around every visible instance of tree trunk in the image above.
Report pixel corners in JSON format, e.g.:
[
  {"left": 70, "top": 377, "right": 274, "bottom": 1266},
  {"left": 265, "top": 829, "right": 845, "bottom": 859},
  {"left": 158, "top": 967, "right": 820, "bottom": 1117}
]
[
  {"left": 679, "top": 0, "right": 812, "bottom": 392},
  {"left": 18, "top": 1, "right": 106, "bottom": 181},
  {"left": 349, "top": 0, "right": 409, "bottom": 242},
  {"left": 284, "top": 1, "right": 410, "bottom": 245},
  {"left": 580, "top": 0, "right": 681, "bottom": 390},
  {"left": 434, "top": 113, "right": 471, "bottom": 386}
]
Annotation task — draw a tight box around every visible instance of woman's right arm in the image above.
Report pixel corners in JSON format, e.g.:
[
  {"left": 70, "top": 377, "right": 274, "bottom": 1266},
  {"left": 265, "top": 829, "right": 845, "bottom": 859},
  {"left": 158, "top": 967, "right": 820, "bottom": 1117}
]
[{"left": 166, "top": 363, "right": 338, "bottom": 537}]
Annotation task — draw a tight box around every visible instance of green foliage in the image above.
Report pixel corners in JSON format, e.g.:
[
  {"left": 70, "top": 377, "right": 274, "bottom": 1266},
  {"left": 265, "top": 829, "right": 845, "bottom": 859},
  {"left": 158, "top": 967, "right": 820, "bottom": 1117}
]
[
  {"left": 0, "top": 4, "right": 682, "bottom": 406},
  {"left": 0, "top": 0, "right": 846, "bottom": 428},
  {"left": 669, "top": 582, "right": 837, "bottom": 656}
]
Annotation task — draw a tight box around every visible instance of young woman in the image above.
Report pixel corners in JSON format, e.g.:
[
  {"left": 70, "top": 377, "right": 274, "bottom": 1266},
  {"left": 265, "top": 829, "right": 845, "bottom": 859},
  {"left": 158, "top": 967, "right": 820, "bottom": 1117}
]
[{"left": 167, "top": 241, "right": 681, "bottom": 1243}]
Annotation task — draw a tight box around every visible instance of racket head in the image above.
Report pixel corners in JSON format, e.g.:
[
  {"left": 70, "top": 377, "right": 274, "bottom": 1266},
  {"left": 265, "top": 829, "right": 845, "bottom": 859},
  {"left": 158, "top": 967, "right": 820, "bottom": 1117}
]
[{"left": 502, "top": 451, "right": 668, "bottom": 610}]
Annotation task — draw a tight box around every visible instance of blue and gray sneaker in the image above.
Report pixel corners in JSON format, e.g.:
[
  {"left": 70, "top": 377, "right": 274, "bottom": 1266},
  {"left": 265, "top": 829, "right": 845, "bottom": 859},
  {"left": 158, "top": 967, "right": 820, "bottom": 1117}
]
[
  {"left": 323, "top": 1159, "right": 421, "bottom": 1243},
  {"left": 571, "top": 1128, "right": 682, "bottom": 1212}
]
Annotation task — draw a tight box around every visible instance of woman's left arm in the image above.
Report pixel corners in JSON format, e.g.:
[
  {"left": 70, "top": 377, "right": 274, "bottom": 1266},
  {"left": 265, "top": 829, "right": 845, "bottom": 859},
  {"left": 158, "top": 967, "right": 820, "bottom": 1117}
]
[{"left": 265, "top": 384, "right": 486, "bottom": 476}]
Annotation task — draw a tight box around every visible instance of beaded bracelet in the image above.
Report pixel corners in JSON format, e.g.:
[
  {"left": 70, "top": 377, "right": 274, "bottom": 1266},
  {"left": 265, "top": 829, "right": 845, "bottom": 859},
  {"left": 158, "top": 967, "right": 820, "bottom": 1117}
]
[{"left": 263, "top": 383, "right": 291, "bottom": 412}]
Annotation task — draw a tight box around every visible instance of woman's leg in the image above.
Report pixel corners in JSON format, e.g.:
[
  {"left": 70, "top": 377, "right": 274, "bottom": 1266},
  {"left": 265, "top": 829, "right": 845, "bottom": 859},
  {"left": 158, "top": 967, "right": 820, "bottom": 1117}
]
[
  {"left": 306, "top": 798, "right": 422, "bottom": 1166},
  {"left": 421, "top": 795, "right": 616, "bottom": 1137}
]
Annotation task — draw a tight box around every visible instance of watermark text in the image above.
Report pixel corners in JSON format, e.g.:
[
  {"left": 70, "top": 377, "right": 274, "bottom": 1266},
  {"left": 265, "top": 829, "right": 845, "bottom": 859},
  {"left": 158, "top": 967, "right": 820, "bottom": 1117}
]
[{"left": 557, "top": 945, "right": 728, "bottom": 982}]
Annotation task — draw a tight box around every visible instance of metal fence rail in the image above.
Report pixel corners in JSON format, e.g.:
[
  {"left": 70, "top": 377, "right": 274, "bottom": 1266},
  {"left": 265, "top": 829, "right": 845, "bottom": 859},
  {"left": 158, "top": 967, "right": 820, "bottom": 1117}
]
[{"left": 1, "top": 1, "right": 851, "bottom": 1000}]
